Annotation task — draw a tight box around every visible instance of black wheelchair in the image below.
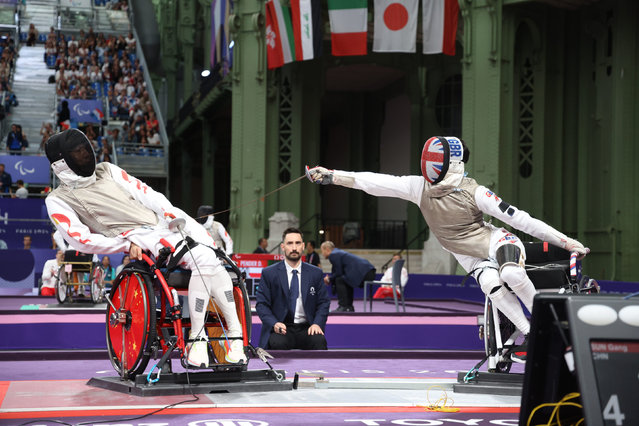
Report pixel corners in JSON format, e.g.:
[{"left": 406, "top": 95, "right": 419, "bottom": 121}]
[
  {"left": 104, "top": 245, "right": 252, "bottom": 380},
  {"left": 479, "top": 242, "right": 599, "bottom": 373},
  {"left": 55, "top": 250, "right": 106, "bottom": 304}
]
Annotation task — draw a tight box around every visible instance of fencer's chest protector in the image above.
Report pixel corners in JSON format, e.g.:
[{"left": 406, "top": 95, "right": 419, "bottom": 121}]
[
  {"left": 49, "top": 163, "right": 158, "bottom": 237},
  {"left": 420, "top": 177, "right": 491, "bottom": 259}
]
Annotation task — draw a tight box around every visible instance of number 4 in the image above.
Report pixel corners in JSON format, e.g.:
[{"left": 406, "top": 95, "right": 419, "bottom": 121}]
[{"left": 603, "top": 394, "right": 625, "bottom": 425}]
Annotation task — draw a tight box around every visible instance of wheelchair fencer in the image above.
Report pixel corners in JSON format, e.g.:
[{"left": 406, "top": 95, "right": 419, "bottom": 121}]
[
  {"left": 104, "top": 228, "right": 263, "bottom": 381},
  {"left": 476, "top": 241, "right": 599, "bottom": 373},
  {"left": 55, "top": 250, "right": 106, "bottom": 304}
]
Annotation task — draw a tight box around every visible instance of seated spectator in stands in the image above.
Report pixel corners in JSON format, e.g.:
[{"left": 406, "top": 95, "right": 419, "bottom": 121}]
[
  {"left": 253, "top": 238, "right": 269, "bottom": 254},
  {"left": 57, "top": 100, "right": 71, "bottom": 131},
  {"left": 13, "top": 180, "right": 27, "bottom": 199},
  {"left": 125, "top": 31, "right": 136, "bottom": 51},
  {"left": 26, "top": 24, "right": 38, "bottom": 46},
  {"left": 146, "top": 111, "right": 159, "bottom": 134},
  {"left": 6, "top": 124, "right": 25, "bottom": 154},
  {"left": 41, "top": 250, "right": 64, "bottom": 296},
  {"left": 101, "top": 255, "right": 115, "bottom": 286},
  {"left": 23, "top": 235, "right": 32, "bottom": 250},
  {"left": 40, "top": 122, "right": 54, "bottom": 152},
  {"left": 98, "top": 146, "right": 111, "bottom": 163},
  {"left": 115, "top": 254, "right": 130, "bottom": 276},
  {"left": 321, "top": 241, "right": 376, "bottom": 312},
  {"left": 147, "top": 129, "right": 160, "bottom": 146},
  {"left": 17, "top": 125, "right": 28, "bottom": 149},
  {"left": 0, "top": 163, "right": 11, "bottom": 194},
  {"left": 373, "top": 253, "right": 409, "bottom": 300},
  {"left": 255, "top": 228, "right": 329, "bottom": 350}
]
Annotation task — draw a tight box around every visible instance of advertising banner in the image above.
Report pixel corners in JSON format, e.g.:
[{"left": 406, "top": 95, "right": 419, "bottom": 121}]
[
  {"left": 0, "top": 155, "right": 51, "bottom": 185},
  {"left": 0, "top": 198, "right": 52, "bottom": 249},
  {"left": 62, "top": 98, "right": 105, "bottom": 124}
]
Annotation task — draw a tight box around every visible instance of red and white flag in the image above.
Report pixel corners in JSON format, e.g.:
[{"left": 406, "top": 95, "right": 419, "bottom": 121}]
[
  {"left": 422, "top": 0, "right": 459, "bottom": 55},
  {"left": 373, "top": 0, "right": 419, "bottom": 53},
  {"left": 328, "top": 0, "right": 368, "bottom": 56},
  {"left": 266, "top": 0, "right": 295, "bottom": 69}
]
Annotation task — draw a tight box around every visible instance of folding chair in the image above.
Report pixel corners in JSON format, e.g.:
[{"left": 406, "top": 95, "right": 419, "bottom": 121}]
[{"left": 362, "top": 259, "right": 405, "bottom": 313}]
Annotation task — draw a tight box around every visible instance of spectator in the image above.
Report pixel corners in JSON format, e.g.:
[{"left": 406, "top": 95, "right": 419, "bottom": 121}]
[
  {"left": 23, "top": 235, "right": 32, "bottom": 250},
  {"left": 13, "top": 180, "right": 27, "bottom": 199},
  {"left": 253, "top": 237, "right": 268, "bottom": 254},
  {"left": 40, "top": 122, "right": 54, "bottom": 152},
  {"left": 115, "top": 254, "right": 130, "bottom": 276},
  {"left": 6, "top": 124, "right": 25, "bottom": 154},
  {"left": 373, "top": 253, "right": 409, "bottom": 300},
  {"left": 26, "top": 24, "right": 39, "bottom": 46},
  {"left": 305, "top": 240, "right": 321, "bottom": 267},
  {"left": 147, "top": 129, "right": 160, "bottom": 146},
  {"left": 41, "top": 250, "right": 65, "bottom": 296},
  {"left": 0, "top": 163, "right": 12, "bottom": 194},
  {"left": 101, "top": 255, "right": 115, "bottom": 286},
  {"left": 17, "top": 125, "right": 28, "bottom": 149},
  {"left": 255, "top": 228, "right": 329, "bottom": 350},
  {"left": 320, "top": 240, "right": 376, "bottom": 312},
  {"left": 57, "top": 100, "right": 71, "bottom": 131}
]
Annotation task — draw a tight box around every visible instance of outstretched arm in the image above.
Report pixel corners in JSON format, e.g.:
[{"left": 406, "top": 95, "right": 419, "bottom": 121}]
[
  {"left": 475, "top": 186, "right": 589, "bottom": 258},
  {"left": 306, "top": 166, "right": 426, "bottom": 205}
]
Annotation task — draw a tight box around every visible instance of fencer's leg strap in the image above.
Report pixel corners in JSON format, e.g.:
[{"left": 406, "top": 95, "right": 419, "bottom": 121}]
[
  {"left": 500, "top": 264, "right": 536, "bottom": 314},
  {"left": 205, "top": 268, "right": 242, "bottom": 338},
  {"left": 478, "top": 267, "right": 530, "bottom": 335}
]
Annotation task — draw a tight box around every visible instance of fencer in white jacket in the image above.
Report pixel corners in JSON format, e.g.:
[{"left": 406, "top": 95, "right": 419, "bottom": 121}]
[
  {"left": 44, "top": 129, "right": 246, "bottom": 366},
  {"left": 307, "top": 136, "right": 589, "bottom": 362}
]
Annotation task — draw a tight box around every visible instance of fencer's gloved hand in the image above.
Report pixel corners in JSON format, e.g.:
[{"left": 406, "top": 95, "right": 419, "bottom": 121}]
[
  {"left": 565, "top": 238, "right": 590, "bottom": 260},
  {"left": 305, "top": 165, "right": 334, "bottom": 185}
]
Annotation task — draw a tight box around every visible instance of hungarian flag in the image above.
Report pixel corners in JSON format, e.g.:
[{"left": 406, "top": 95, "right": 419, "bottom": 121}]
[
  {"left": 266, "top": 0, "right": 295, "bottom": 69},
  {"left": 422, "top": 0, "right": 459, "bottom": 55},
  {"left": 373, "top": 0, "right": 419, "bottom": 52},
  {"left": 290, "top": 0, "right": 322, "bottom": 61},
  {"left": 327, "top": 0, "right": 368, "bottom": 56}
]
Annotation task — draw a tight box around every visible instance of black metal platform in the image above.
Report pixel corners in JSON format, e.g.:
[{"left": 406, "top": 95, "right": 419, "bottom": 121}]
[
  {"left": 87, "top": 369, "right": 293, "bottom": 396},
  {"left": 453, "top": 371, "right": 523, "bottom": 396}
]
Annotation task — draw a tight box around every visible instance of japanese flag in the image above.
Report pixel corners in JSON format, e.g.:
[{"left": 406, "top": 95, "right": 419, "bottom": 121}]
[{"left": 373, "top": 0, "right": 419, "bottom": 53}]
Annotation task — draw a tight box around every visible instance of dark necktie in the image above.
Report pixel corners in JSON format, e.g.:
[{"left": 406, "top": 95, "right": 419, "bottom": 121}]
[{"left": 289, "top": 270, "right": 299, "bottom": 320}]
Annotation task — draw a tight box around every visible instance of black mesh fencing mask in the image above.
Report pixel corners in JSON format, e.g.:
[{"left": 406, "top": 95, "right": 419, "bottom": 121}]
[
  {"left": 45, "top": 129, "right": 96, "bottom": 177},
  {"left": 196, "top": 205, "right": 214, "bottom": 224}
]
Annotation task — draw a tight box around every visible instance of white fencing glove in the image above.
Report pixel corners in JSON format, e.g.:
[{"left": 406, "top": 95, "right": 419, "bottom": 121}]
[
  {"left": 305, "top": 165, "right": 334, "bottom": 185},
  {"left": 565, "top": 238, "right": 590, "bottom": 260},
  {"left": 546, "top": 228, "right": 590, "bottom": 260}
]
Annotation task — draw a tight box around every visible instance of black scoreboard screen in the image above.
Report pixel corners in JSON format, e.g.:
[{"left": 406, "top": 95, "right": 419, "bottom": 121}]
[{"left": 590, "top": 340, "right": 639, "bottom": 426}]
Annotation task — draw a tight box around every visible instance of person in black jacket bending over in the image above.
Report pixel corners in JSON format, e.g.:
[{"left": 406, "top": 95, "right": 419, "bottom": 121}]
[{"left": 255, "top": 228, "right": 330, "bottom": 350}]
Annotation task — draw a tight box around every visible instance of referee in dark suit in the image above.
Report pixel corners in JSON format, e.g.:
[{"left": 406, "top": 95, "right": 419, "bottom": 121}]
[{"left": 255, "top": 228, "right": 330, "bottom": 349}]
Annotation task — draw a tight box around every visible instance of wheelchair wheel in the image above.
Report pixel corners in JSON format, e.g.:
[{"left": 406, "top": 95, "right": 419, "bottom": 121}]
[
  {"left": 106, "top": 271, "right": 156, "bottom": 379},
  {"left": 55, "top": 268, "right": 70, "bottom": 304},
  {"left": 90, "top": 265, "right": 105, "bottom": 304},
  {"left": 207, "top": 280, "right": 252, "bottom": 364}
]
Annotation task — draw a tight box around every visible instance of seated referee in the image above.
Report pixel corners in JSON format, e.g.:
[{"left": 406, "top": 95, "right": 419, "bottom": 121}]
[{"left": 255, "top": 228, "right": 330, "bottom": 350}]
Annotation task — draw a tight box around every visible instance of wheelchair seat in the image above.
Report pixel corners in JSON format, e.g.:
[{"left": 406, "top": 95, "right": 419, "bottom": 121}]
[
  {"left": 162, "top": 264, "right": 244, "bottom": 290},
  {"left": 523, "top": 242, "right": 571, "bottom": 290}
]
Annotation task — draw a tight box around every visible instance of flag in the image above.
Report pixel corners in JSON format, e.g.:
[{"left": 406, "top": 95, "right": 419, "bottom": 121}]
[
  {"left": 92, "top": 108, "right": 104, "bottom": 122},
  {"left": 211, "top": 0, "right": 233, "bottom": 75},
  {"left": 327, "top": 0, "right": 367, "bottom": 56},
  {"left": 422, "top": 0, "right": 459, "bottom": 56},
  {"left": 266, "top": 0, "right": 295, "bottom": 69},
  {"left": 290, "top": 0, "right": 322, "bottom": 61},
  {"left": 373, "top": 0, "right": 418, "bottom": 52}
]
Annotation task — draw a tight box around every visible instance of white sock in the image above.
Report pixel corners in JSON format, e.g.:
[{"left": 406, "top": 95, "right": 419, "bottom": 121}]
[
  {"left": 489, "top": 286, "right": 530, "bottom": 335},
  {"left": 204, "top": 269, "right": 242, "bottom": 338}
]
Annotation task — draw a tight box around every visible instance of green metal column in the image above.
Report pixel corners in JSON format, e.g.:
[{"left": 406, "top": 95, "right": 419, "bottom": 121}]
[
  {"left": 228, "top": 0, "right": 267, "bottom": 252},
  {"left": 178, "top": 0, "right": 196, "bottom": 100},
  {"left": 201, "top": 119, "right": 215, "bottom": 206},
  {"left": 460, "top": 0, "right": 502, "bottom": 190},
  {"left": 158, "top": 0, "right": 179, "bottom": 120}
]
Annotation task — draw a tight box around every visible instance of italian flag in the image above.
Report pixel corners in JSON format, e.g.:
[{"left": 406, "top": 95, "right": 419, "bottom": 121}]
[
  {"left": 328, "top": 0, "right": 368, "bottom": 56},
  {"left": 266, "top": 0, "right": 296, "bottom": 69},
  {"left": 422, "top": 0, "right": 459, "bottom": 56}
]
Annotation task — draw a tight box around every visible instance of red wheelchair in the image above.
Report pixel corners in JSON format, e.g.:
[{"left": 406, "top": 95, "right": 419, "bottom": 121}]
[{"left": 104, "top": 244, "right": 253, "bottom": 380}]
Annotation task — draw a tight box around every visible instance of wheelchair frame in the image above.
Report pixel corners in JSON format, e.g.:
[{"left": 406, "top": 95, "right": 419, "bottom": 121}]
[
  {"left": 479, "top": 244, "right": 600, "bottom": 373},
  {"left": 104, "top": 247, "right": 252, "bottom": 380},
  {"left": 55, "top": 251, "right": 106, "bottom": 304}
]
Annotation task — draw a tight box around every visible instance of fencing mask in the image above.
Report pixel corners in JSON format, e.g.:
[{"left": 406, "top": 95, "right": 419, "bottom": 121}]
[
  {"left": 45, "top": 129, "right": 96, "bottom": 177},
  {"left": 420, "top": 136, "right": 468, "bottom": 184}
]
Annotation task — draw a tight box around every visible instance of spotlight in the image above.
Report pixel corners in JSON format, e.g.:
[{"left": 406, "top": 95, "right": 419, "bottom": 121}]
[{"left": 201, "top": 69, "right": 211, "bottom": 78}]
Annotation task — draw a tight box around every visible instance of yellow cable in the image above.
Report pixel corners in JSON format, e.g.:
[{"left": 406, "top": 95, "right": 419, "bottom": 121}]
[
  {"left": 417, "top": 385, "right": 460, "bottom": 413},
  {"left": 526, "top": 392, "right": 584, "bottom": 426}
]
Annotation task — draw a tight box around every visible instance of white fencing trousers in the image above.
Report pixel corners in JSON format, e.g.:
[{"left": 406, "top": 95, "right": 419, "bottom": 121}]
[{"left": 125, "top": 224, "right": 241, "bottom": 339}]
